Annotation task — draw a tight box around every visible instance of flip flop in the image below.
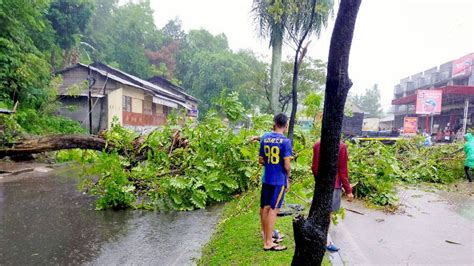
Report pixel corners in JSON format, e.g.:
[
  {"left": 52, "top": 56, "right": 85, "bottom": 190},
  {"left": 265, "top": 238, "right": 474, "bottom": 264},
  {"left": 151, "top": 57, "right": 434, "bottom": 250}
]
[
  {"left": 326, "top": 243, "right": 340, "bottom": 252},
  {"left": 264, "top": 244, "right": 287, "bottom": 251}
]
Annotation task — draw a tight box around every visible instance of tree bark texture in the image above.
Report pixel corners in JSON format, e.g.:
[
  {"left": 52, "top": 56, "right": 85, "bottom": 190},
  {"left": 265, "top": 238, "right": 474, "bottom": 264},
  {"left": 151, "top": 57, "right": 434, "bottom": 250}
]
[
  {"left": 0, "top": 130, "right": 188, "bottom": 161},
  {"left": 292, "top": 0, "right": 361, "bottom": 265},
  {"left": 270, "top": 31, "right": 283, "bottom": 114},
  {"left": 0, "top": 135, "right": 108, "bottom": 158}
]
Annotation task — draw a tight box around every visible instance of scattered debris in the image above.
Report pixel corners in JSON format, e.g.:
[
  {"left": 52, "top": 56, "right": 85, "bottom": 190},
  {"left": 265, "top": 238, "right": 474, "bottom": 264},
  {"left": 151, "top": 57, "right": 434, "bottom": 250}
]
[
  {"left": 289, "top": 191, "right": 311, "bottom": 204},
  {"left": 277, "top": 203, "right": 305, "bottom": 217},
  {"left": 375, "top": 218, "right": 385, "bottom": 223},
  {"left": 345, "top": 208, "right": 365, "bottom": 215},
  {"left": 445, "top": 240, "right": 462, "bottom": 245}
]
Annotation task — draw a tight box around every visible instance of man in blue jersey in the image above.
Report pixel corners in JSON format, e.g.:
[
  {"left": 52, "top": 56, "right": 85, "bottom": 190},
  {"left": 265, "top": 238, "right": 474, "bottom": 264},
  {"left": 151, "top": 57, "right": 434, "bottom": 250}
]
[{"left": 258, "top": 113, "right": 292, "bottom": 251}]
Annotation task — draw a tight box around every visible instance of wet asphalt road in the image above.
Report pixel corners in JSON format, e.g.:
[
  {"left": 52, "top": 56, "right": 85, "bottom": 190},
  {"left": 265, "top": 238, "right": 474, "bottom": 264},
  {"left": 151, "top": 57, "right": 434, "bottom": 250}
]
[
  {"left": 330, "top": 185, "right": 474, "bottom": 265},
  {"left": 0, "top": 166, "right": 221, "bottom": 265}
]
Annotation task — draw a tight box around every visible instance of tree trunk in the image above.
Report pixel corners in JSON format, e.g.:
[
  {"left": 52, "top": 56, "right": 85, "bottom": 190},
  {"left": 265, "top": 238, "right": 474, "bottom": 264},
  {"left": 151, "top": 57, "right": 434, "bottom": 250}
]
[
  {"left": 270, "top": 30, "right": 283, "bottom": 114},
  {"left": 0, "top": 129, "right": 188, "bottom": 160},
  {"left": 291, "top": 0, "right": 361, "bottom": 265},
  {"left": 0, "top": 135, "right": 108, "bottom": 158},
  {"left": 287, "top": 0, "right": 317, "bottom": 142},
  {"left": 288, "top": 51, "right": 300, "bottom": 142}
]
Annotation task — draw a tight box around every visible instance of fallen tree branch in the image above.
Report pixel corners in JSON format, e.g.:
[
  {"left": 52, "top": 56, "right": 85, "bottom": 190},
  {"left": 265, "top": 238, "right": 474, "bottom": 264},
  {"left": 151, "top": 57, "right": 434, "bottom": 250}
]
[{"left": 0, "top": 134, "right": 109, "bottom": 158}]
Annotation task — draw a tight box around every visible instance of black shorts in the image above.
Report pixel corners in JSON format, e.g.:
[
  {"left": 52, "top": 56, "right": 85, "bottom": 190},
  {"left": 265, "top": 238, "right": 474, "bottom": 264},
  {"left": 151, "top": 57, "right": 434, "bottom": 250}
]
[{"left": 260, "top": 183, "right": 286, "bottom": 209}]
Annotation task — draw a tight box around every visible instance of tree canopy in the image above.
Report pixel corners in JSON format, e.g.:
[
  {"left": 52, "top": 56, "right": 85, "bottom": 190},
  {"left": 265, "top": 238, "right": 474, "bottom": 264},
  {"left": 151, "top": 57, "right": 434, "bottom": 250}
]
[
  {"left": 0, "top": 0, "right": 328, "bottom": 118},
  {"left": 351, "top": 84, "right": 384, "bottom": 118}
]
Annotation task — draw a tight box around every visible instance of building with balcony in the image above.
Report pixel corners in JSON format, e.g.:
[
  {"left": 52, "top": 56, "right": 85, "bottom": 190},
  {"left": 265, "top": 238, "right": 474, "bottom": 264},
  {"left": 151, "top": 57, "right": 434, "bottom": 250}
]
[{"left": 391, "top": 53, "right": 474, "bottom": 133}]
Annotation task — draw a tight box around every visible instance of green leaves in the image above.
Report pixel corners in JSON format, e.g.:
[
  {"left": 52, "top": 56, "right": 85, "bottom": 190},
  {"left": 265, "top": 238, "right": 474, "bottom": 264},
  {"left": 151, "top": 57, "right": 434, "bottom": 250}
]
[
  {"left": 214, "top": 91, "right": 245, "bottom": 122},
  {"left": 47, "top": 0, "right": 94, "bottom": 50},
  {"left": 78, "top": 112, "right": 278, "bottom": 211},
  {"left": 348, "top": 140, "right": 464, "bottom": 208}
]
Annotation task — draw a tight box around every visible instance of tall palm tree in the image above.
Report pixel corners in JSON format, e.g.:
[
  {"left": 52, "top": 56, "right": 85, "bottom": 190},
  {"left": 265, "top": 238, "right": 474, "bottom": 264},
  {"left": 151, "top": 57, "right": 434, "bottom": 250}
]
[{"left": 252, "top": 0, "right": 289, "bottom": 114}]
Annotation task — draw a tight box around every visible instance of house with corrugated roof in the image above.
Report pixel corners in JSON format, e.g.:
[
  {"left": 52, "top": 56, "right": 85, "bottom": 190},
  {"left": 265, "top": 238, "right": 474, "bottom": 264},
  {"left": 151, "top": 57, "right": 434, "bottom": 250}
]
[{"left": 56, "top": 63, "right": 198, "bottom": 134}]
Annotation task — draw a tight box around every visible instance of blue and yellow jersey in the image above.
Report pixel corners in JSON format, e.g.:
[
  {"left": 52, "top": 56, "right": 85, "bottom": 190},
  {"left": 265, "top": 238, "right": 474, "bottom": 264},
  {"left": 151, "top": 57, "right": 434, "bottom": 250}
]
[{"left": 259, "top": 132, "right": 292, "bottom": 185}]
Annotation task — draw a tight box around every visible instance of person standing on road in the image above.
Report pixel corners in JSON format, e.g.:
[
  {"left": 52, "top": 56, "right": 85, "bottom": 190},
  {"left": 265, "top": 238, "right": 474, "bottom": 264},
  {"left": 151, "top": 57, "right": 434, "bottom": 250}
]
[
  {"left": 463, "top": 133, "right": 474, "bottom": 182},
  {"left": 256, "top": 113, "right": 292, "bottom": 251},
  {"left": 312, "top": 140, "right": 354, "bottom": 252}
]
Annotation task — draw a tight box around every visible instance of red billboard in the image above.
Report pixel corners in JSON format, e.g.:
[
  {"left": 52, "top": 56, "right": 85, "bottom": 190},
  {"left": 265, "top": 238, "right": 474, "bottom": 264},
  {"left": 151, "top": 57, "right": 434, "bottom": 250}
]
[
  {"left": 403, "top": 117, "right": 418, "bottom": 135},
  {"left": 416, "top": 90, "right": 443, "bottom": 115},
  {"left": 452, "top": 53, "right": 474, "bottom": 78}
]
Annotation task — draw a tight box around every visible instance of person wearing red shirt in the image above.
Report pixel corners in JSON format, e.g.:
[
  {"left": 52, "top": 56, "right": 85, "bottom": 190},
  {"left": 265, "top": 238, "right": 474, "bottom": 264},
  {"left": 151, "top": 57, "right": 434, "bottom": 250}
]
[{"left": 312, "top": 140, "right": 354, "bottom": 252}]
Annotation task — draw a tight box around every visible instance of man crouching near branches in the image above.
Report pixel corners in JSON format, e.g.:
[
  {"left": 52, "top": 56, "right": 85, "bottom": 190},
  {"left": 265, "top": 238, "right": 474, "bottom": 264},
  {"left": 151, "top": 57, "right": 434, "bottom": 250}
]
[{"left": 252, "top": 113, "right": 293, "bottom": 251}]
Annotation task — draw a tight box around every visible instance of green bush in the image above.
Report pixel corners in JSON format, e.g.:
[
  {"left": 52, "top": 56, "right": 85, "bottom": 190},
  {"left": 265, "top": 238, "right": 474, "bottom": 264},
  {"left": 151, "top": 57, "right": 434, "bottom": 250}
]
[{"left": 15, "top": 108, "right": 85, "bottom": 135}]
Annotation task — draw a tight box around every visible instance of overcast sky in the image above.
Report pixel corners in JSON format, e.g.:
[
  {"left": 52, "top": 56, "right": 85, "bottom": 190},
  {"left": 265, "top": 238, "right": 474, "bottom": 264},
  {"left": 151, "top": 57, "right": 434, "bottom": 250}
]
[{"left": 149, "top": 0, "right": 474, "bottom": 110}]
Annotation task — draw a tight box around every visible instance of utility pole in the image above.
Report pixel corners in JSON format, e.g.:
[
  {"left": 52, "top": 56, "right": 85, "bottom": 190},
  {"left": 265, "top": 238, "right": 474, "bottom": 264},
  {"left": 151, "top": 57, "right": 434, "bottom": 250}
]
[
  {"left": 87, "top": 66, "right": 96, "bottom": 134},
  {"left": 463, "top": 97, "right": 469, "bottom": 135}
]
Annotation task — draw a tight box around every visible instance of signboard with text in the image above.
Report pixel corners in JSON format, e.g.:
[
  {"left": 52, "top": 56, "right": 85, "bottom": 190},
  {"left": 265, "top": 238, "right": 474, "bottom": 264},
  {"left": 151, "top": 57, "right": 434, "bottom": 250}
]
[
  {"left": 403, "top": 117, "right": 418, "bottom": 135},
  {"left": 415, "top": 90, "right": 443, "bottom": 115},
  {"left": 188, "top": 108, "right": 198, "bottom": 117},
  {"left": 452, "top": 53, "right": 474, "bottom": 78}
]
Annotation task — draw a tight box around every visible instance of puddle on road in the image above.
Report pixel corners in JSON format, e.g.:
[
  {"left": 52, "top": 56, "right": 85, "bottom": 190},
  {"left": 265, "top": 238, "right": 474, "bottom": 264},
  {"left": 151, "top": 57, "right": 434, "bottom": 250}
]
[{"left": 0, "top": 167, "right": 222, "bottom": 265}]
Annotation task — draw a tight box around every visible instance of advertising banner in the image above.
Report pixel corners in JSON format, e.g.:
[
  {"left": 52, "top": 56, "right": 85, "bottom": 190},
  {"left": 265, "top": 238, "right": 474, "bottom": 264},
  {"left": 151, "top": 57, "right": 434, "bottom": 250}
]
[
  {"left": 452, "top": 53, "right": 474, "bottom": 78},
  {"left": 415, "top": 90, "right": 443, "bottom": 115},
  {"left": 403, "top": 117, "right": 418, "bottom": 135}
]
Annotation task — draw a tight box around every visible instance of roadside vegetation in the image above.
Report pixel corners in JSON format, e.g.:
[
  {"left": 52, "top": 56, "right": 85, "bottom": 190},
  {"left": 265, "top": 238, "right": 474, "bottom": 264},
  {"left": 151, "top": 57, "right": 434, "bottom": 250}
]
[
  {"left": 198, "top": 187, "right": 330, "bottom": 266},
  {"left": 349, "top": 140, "right": 464, "bottom": 208}
]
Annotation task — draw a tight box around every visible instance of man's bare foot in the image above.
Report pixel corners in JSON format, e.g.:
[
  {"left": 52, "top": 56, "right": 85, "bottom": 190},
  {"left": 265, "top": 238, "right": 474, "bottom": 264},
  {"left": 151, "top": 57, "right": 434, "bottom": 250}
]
[{"left": 263, "top": 244, "right": 287, "bottom": 251}]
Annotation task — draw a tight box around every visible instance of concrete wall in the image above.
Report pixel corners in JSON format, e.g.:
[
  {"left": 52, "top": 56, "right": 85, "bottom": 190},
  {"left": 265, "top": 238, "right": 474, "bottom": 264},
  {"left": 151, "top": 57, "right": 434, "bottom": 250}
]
[
  {"left": 58, "top": 96, "right": 106, "bottom": 134},
  {"left": 362, "top": 117, "right": 381, "bottom": 131},
  {"left": 58, "top": 67, "right": 118, "bottom": 95},
  {"left": 122, "top": 86, "right": 144, "bottom": 113},
  {"left": 107, "top": 88, "right": 123, "bottom": 127}
]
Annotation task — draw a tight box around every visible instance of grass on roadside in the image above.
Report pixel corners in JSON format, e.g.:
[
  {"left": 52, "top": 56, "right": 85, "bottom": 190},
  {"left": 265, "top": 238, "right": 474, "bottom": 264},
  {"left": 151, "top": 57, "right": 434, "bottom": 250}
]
[{"left": 198, "top": 187, "right": 331, "bottom": 265}]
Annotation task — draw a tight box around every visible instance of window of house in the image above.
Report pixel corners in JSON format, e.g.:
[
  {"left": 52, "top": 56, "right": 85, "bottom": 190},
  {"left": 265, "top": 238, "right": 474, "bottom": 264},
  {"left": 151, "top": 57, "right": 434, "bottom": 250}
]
[
  {"left": 163, "top": 106, "right": 170, "bottom": 116},
  {"left": 143, "top": 102, "right": 152, "bottom": 115},
  {"left": 122, "top": 96, "right": 132, "bottom": 112},
  {"left": 453, "top": 78, "right": 468, "bottom": 86}
]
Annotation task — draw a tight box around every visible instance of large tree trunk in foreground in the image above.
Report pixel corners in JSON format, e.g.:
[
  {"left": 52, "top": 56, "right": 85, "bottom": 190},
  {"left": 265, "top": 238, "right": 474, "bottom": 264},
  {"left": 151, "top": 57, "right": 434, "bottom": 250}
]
[
  {"left": 292, "top": 0, "right": 361, "bottom": 265},
  {"left": 0, "top": 135, "right": 108, "bottom": 158}
]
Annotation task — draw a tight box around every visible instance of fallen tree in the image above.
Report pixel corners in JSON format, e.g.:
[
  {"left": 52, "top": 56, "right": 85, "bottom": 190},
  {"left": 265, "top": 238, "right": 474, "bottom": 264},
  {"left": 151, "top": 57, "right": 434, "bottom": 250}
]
[
  {"left": 0, "top": 127, "right": 189, "bottom": 160},
  {"left": 0, "top": 134, "right": 108, "bottom": 158}
]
